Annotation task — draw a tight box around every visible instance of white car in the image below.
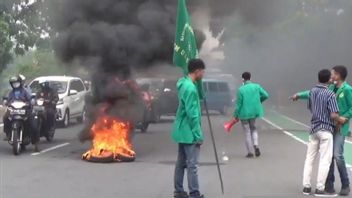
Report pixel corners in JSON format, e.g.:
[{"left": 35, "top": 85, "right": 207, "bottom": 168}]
[{"left": 29, "top": 76, "right": 88, "bottom": 127}]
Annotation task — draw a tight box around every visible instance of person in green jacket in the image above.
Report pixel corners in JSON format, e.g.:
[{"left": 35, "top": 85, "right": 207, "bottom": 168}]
[
  {"left": 230, "top": 72, "right": 269, "bottom": 158},
  {"left": 292, "top": 65, "right": 352, "bottom": 196},
  {"left": 172, "top": 59, "right": 205, "bottom": 198}
]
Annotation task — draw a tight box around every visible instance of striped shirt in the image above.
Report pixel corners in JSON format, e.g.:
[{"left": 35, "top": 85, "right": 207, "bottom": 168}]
[{"left": 308, "top": 84, "right": 339, "bottom": 134}]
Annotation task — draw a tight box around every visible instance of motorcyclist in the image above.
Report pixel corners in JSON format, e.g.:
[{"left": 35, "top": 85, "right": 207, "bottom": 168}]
[
  {"left": 36, "top": 80, "right": 59, "bottom": 133},
  {"left": 3, "top": 75, "right": 39, "bottom": 151}
]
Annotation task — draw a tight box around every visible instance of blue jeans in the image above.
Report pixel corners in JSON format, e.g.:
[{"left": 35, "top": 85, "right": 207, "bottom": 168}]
[
  {"left": 174, "top": 143, "right": 201, "bottom": 196},
  {"left": 326, "top": 132, "right": 350, "bottom": 189}
]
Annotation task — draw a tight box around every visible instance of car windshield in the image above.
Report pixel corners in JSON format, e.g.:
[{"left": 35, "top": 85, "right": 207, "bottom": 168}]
[{"left": 30, "top": 80, "right": 68, "bottom": 94}]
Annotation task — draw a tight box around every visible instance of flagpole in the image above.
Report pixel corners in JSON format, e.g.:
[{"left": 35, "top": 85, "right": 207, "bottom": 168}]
[
  {"left": 172, "top": 0, "right": 224, "bottom": 192},
  {"left": 203, "top": 98, "right": 225, "bottom": 194}
]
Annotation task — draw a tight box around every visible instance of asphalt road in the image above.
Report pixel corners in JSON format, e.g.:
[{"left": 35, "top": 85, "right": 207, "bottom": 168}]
[{"left": 0, "top": 111, "right": 351, "bottom": 198}]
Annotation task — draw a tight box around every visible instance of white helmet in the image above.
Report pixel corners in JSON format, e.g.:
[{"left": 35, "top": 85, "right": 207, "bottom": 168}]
[
  {"left": 38, "top": 79, "right": 50, "bottom": 88},
  {"left": 19, "top": 74, "right": 26, "bottom": 82},
  {"left": 19, "top": 74, "right": 26, "bottom": 86},
  {"left": 38, "top": 79, "right": 46, "bottom": 84}
]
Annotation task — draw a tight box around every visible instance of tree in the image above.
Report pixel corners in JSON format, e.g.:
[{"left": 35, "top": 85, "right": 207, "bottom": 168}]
[
  {"left": 6, "top": 0, "right": 53, "bottom": 52},
  {"left": 0, "top": 0, "right": 54, "bottom": 71},
  {"left": 0, "top": 16, "right": 12, "bottom": 72},
  {"left": 0, "top": 50, "right": 69, "bottom": 95}
]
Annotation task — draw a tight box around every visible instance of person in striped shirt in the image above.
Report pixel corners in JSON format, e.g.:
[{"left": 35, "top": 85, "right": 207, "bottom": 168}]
[
  {"left": 302, "top": 69, "right": 342, "bottom": 197},
  {"left": 292, "top": 65, "right": 352, "bottom": 196}
]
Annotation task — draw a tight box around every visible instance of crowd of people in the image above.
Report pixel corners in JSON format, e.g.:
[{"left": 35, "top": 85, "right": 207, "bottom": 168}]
[
  {"left": 2, "top": 60, "right": 350, "bottom": 197},
  {"left": 171, "top": 59, "right": 351, "bottom": 198}
]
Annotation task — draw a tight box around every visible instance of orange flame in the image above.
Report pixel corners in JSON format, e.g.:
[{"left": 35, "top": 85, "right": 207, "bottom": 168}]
[{"left": 82, "top": 115, "right": 135, "bottom": 162}]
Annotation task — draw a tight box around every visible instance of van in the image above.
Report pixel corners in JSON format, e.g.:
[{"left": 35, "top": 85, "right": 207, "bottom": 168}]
[{"left": 203, "top": 79, "right": 232, "bottom": 115}]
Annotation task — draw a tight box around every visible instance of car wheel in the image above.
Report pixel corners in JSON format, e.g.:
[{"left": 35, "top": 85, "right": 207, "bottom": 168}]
[
  {"left": 61, "top": 110, "right": 70, "bottom": 128},
  {"left": 140, "top": 122, "right": 149, "bottom": 133},
  {"left": 154, "top": 114, "right": 161, "bottom": 123},
  {"left": 153, "top": 108, "right": 161, "bottom": 123},
  {"left": 77, "top": 108, "right": 86, "bottom": 123}
]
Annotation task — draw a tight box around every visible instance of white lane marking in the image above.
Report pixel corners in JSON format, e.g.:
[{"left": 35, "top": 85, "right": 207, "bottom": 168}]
[
  {"left": 0, "top": 124, "right": 3, "bottom": 127},
  {"left": 272, "top": 110, "right": 352, "bottom": 144},
  {"left": 31, "top": 142, "right": 70, "bottom": 156},
  {"left": 263, "top": 116, "right": 352, "bottom": 172},
  {"left": 0, "top": 160, "right": 3, "bottom": 198},
  {"left": 262, "top": 117, "right": 307, "bottom": 145},
  {"left": 272, "top": 110, "right": 310, "bottom": 128}
]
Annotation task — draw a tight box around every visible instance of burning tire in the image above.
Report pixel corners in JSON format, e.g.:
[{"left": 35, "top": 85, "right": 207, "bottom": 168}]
[
  {"left": 86, "top": 155, "right": 136, "bottom": 163},
  {"left": 81, "top": 115, "right": 136, "bottom": 163},
  {"left": 114, "top": 154, "right": 136, "bottom": 162},
  {"left": 83, "top": 153, "right": 115, "bottom": 163},
  {"left": 82, "top": 150, "right": 136, "bottom": 163}
]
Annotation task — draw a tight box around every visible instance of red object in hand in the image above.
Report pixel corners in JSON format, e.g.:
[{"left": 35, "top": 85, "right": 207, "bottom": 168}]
[{"left": 224, "top": 119, "right": 239, "bottom": 133}]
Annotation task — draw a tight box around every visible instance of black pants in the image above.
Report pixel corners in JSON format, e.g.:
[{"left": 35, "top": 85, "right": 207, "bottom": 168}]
[{"left": 3, "top": 113, "right": 39, "bottom": 144}]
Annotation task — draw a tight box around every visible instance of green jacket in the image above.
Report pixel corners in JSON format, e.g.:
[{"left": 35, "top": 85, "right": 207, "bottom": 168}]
[
  {"left": 234, "top": 81, "right": 269, "bottom": 120},
  {"left": 172, "top": 77, "right": 203, "bottom": 144},
  {"left": 297, "top": 82, "right": 352, "bottom": 136}
]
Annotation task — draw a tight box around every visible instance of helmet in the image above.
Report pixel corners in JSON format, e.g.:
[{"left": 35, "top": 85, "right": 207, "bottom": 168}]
[
  {"left": 18, "top": 74, "right": 26, "bottom": 86},
  {"left": 39, "top": 79, "right": 50, "bottom": 89},
  {"left": 9, "top": 76, "right": 22, "bottom": 89}
]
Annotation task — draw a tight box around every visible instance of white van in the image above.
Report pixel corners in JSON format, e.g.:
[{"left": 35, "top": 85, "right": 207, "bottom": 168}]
[{"left": 29, "top": 76, "right": 87, "bottom": 127}]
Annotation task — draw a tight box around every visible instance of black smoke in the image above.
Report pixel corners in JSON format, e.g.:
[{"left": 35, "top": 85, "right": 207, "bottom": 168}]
[
  {"left": 53, "top": 0, "right": 212, "bottom": 141},
  {"left": 53, "top": 0, "right": 297, "bottom": 74},
  {"left": 54, "top": 0, "right": 180, "bottom": 76}
]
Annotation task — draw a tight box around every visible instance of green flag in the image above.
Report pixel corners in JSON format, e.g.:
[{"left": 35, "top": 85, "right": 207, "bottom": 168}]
[
  {"left": 173, "top": 1, "right": 225, "bottom": 194},
  {"left": 173, "top": 0, "right": 204, "bottom": 99}
]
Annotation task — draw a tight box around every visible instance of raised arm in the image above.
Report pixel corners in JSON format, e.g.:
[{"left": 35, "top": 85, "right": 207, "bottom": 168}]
[{"left": 291, "top": 90, "right": 310, "bottom": 101}]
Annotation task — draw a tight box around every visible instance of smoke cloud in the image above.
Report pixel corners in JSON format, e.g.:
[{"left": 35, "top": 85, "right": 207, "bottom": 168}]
[
  {"left": 215, "top": 1, "right": 352, "bottom": 105},
  {"left": 185, "top": 1, "right": 352, "bottom": 106},
  {"left": 54, "top": 0, "right": 180, "bottom": 77},
  {"left": 53, "top": 0, "right": 294, "bottom": 78},
  {"left": 53, "top": 0, "right": 352, "bottom": 111},
  {"left": 52, "top": 0, "right": 207, "bottom": 140}
]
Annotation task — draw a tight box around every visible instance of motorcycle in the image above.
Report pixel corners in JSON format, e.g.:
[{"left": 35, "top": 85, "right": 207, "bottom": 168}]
[
  {"left": 33, "top": 97, "right": 55, "bottom": 142},
  {"left": 136, "top": 86, "right": 153, "bottom": 133},
  {"left": 4, "top": 99, "right": 32, "bottom": 155}
]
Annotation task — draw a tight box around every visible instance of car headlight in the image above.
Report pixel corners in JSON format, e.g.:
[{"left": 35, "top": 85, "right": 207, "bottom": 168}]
[
  {"left": 37, "top": 99, "right": 44, "bottom": 106},
  {"left": 11, "top": 101, "right": 27, "bottom": 109},
  {"left": 57, "top": 99, "right": 64, "bottom": 105}
]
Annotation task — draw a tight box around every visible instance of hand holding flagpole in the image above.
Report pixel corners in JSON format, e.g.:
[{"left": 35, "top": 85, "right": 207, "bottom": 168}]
[{"left": 173, "top": 0, "right": 225, "bottom": 194}]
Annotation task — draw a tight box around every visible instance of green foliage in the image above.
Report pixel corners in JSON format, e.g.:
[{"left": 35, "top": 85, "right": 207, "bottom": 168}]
[
  {"left": 0, "top": 50, "right": 67, "bottom": 95},
  {"left": 0, "top": 0, "right": 54, "bottom": 72},
  {"left": 0, "top": 16, "right": 12, "bottom": 72},
  {"left": 1, "top": 0, "right": 52, "bottom": 53}
]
